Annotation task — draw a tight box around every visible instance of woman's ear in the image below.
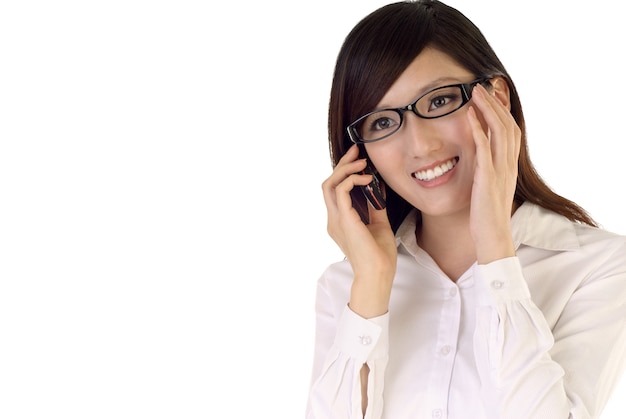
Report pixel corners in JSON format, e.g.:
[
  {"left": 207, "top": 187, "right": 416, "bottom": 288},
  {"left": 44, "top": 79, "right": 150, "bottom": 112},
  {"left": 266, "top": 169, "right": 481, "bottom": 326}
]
[{"left": 489, "top": 76, "right": 511, "bottom": 110}]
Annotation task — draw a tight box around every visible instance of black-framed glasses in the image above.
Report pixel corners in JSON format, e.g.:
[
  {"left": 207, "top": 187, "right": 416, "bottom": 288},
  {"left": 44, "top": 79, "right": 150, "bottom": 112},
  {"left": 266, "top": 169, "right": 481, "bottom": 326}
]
[{"left": 347, "top": 78, "right": 492, "bottom": 143}]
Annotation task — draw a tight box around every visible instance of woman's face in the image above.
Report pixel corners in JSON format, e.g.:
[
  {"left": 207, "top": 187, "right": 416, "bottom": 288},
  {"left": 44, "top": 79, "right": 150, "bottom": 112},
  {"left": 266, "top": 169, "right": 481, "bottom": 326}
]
[{"left": 364, "top": 48, "right": 484, "bottom": 219}]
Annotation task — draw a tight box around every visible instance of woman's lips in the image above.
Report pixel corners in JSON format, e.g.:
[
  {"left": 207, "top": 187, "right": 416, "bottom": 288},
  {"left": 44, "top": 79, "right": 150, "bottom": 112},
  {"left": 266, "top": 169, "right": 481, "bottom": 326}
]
[{"left": 412, "top": 157, "right": 459, "bottom": 181}]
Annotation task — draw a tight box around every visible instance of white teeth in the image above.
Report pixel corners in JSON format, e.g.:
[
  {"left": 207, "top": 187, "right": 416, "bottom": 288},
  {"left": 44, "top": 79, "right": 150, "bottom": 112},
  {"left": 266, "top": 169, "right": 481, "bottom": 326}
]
[{"left": 414, "top": 158, "right": 458, "bottom": 181}]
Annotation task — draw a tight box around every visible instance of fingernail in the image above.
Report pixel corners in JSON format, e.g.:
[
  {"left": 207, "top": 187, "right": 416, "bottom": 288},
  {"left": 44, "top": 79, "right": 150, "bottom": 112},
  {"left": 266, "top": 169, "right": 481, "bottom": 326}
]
[{"left": 467, "top": 105, "right": 476, "bottom": 117}]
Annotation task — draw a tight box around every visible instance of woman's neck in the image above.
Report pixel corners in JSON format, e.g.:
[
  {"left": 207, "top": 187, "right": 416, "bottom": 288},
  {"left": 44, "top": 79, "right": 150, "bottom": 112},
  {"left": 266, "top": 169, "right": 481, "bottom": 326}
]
[
  {"left": 416, "top": 202, "right": 521, "bottom": 281},
  {"left": 417, "top": 210, "right": 476, "bottom": 282}
]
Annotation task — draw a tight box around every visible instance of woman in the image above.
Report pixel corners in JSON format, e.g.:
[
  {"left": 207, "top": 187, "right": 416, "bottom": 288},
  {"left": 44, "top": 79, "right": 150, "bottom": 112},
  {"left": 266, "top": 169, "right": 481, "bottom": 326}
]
[{"left": 306, "top": 1, "right": 626, "bottom": 418}]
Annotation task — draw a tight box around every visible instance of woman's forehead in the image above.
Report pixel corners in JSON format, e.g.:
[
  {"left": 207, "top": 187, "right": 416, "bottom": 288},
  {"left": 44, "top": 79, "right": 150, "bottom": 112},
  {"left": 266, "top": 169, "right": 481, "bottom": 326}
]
[{"left": 375, "top": 48, "right": 472, "bottom": 109}]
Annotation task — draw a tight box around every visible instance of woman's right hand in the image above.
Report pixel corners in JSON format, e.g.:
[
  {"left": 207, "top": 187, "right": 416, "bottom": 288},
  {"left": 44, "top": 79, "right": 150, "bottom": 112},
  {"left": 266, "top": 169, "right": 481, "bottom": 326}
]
[{"left": 321, "top": 144, "right": 397, "bottom": 318}]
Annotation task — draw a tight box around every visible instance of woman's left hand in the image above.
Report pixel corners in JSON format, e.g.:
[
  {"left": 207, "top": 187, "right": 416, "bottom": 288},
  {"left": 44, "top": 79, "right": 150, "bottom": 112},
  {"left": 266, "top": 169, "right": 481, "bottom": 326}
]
[{"left": 466, "top": 81, "right": 521, "bottom": 264}]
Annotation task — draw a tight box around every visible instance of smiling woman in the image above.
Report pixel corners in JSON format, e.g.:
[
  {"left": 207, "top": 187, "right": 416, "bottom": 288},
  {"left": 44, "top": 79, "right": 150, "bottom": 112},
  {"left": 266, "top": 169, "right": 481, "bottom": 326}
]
[
  {"left": 2, "top": 0, "right": 625, "bottom": 418},
  {"left": 307, "top": 1, "right": 626, "bottom": 418}
]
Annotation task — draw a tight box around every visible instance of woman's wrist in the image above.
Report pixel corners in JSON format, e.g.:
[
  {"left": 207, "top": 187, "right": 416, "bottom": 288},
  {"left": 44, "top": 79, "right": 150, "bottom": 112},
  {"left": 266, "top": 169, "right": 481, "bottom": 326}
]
[
  {"left": 475, "top": 234, "right": 515, "bottom": 265},
  {"left": 349, "top": 276, "right": 393, "bottom": 319}
]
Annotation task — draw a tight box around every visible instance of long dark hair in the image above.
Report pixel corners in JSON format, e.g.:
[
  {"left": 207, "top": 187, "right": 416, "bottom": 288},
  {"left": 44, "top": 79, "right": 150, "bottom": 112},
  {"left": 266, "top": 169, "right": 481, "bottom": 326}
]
[{"left": 328, "top": 0, "right": 596, "bottom": 232}]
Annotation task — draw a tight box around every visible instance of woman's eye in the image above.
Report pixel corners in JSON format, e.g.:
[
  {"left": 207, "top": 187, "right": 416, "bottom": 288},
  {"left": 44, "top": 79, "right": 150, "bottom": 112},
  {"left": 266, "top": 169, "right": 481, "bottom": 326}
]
[
  {"left": 373, "top": 117, "right": 395, "bottom": 130},
  {"left": 360, "top": 111, "right": 400, "bottom": 137},
  {"left": 430, "top": 96, "right": 452, "bottom": 109}
]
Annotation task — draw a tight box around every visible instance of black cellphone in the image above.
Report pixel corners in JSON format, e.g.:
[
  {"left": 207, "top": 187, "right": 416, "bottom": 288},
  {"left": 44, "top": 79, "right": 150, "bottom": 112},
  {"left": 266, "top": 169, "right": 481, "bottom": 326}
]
[{"left": 358, "top": 150, "right": 386, "bottom": 210}]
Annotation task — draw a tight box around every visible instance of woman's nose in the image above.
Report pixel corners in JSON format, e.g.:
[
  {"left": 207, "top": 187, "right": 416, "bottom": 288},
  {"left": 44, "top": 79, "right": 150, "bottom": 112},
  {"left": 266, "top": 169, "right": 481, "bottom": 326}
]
[{"left": 400, "top": 112, "right": 443, "bottom": 156}]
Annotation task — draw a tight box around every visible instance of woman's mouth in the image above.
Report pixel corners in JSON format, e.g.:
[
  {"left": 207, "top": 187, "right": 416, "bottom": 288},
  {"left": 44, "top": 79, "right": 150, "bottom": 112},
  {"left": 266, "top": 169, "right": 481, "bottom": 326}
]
[{"left": 412, "top": 157, "right": 459, "bottom": 181}]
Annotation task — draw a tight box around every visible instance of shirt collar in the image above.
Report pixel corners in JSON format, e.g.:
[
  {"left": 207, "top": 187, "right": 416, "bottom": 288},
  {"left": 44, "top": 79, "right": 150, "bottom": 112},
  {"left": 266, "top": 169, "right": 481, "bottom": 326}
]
[
  {"left": 509, "top": 201, "right": 580, "bottom": 251},
  {"left": 396, "top": 201, "right": 580, "bottom": 253}
]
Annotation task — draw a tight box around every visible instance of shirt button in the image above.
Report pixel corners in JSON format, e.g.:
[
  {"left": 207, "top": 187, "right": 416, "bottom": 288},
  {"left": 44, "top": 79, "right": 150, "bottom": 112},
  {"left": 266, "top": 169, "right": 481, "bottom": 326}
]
[
  {"left": 359, "top": 335, "right": 372, "bottom": 345},
  {"left": 491, "top": 280, "right": 504, "bottom": 289},
  {"left": 449, "top": 287, "right": 457, "bottom": 297},
  {"left": 432, "top": 408, "right": 443, "bottom": 418},
  {"left": 440, "top": 345, "right": 451, "bottom": 356}
]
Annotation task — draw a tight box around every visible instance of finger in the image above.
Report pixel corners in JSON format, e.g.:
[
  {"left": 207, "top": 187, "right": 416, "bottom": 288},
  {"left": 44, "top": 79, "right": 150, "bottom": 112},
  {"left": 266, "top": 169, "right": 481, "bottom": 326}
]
[
  {"left": 323, "top": 157, "right": 367, "bottom": 189},
  {"left": 472, "top": 84, "right": 518, "bottom": 168},
  {"left": 336, "top": 143, "right": 360, "bottom": 166},
  {"left": 324, "top": 144, "right": 362, "bottom": 191},
  {"left": 368, "top": 195, "right": 391, "bottom": 226},
  {"left": 471, "top": 85, "right": 508, "bottom": 162},
  {"left": 467, "top": 105, "right": 493, "bottom": 170},
  {"left": 325, "top": 174, "right": 372, "bottom": 245},
  {"left": 322, "top": 150, "right": 367, "bottom": 201},
  {"left": 334, "top": 172, "right": 373, "bottom": 212},
  {"left": 473, "top": 83, "right": 512, "bottom": 125}
]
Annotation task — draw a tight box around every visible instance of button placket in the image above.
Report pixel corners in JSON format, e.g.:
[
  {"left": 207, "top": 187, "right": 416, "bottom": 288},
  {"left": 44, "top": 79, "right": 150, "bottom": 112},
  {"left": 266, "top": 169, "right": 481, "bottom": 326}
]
[{"left": 424, "top": 284, "right": 460, "bottom": 419}]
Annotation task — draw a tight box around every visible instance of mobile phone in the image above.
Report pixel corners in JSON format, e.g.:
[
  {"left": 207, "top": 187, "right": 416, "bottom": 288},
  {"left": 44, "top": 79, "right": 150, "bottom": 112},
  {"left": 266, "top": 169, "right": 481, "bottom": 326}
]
[{"left": 359, "top": 156, "right": 386, "bottom": 210}]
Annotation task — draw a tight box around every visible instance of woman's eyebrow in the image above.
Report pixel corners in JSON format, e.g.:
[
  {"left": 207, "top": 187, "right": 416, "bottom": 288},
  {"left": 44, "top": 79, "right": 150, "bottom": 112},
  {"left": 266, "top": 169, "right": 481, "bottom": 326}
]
[
  {"left": 376, "top": 76, "right": 465, "bottom": 109},
  {"left": 419, "top": 76, "right": 465, "bottom": 93}
]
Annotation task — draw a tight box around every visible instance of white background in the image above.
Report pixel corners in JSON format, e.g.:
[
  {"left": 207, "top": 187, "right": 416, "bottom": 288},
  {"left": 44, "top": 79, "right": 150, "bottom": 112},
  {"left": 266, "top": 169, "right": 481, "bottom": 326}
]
[{"left": 1, "top": 1, "right": 625, "bottom": 418}]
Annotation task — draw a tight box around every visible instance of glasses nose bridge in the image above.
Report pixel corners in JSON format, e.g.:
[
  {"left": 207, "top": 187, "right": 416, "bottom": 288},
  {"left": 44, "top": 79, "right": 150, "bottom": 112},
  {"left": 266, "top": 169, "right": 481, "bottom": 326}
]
[
  {"left": 398, "top": 100, "right": 422, "bottom": 125},
  {"left": 396, "top": 102, "right": 430, "bottom": 140}
]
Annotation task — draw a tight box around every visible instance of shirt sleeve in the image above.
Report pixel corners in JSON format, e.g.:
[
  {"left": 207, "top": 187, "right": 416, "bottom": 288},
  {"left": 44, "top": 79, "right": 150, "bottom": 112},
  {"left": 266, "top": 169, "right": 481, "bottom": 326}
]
[
  {"left": 306, "top": 277, "right": 389, "bottom": 419},
  {"left": 472, "top": 248, "right": 626, "bottom": 419}
]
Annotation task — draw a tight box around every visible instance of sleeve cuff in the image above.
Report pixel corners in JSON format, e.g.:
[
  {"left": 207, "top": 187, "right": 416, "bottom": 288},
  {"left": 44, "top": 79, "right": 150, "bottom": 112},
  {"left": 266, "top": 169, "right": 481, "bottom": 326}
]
[
  {"left": 474, "top": 256, "right": 531, "bottom": 306},
  {"left": 333, "top": 305, "right": 389, "bottom": 364}
]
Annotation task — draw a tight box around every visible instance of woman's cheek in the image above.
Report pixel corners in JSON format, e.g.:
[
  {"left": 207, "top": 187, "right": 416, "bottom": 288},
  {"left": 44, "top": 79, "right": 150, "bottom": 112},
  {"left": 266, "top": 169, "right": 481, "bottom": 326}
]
[{"left": 364, "top": 143, "right": 395, "bottom": 175}]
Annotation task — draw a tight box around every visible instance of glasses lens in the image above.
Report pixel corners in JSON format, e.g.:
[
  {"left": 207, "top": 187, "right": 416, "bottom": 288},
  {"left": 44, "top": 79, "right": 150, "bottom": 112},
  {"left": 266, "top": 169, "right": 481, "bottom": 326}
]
[
  {"left": 415, "top": 85, "right": 465, "bottom": 118},
  {"left": 354, "top": 110, "right": 402, "bottom": 142},
  {"left": 350, "top": 83, "right": 474, "bottom": 142}
]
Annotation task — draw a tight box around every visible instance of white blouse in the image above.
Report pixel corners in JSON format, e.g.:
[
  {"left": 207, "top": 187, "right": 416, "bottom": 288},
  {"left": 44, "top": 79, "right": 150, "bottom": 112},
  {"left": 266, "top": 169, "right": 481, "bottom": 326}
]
[{"left": 306, "top": 202, "right": 626, "bottom": 419}]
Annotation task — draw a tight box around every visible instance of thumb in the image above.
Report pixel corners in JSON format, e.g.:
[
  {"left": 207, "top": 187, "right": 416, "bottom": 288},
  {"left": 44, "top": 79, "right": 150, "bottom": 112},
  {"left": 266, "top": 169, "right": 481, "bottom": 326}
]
[{"left": 367, "top": 182, "right": 391, "bottom": 227}]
